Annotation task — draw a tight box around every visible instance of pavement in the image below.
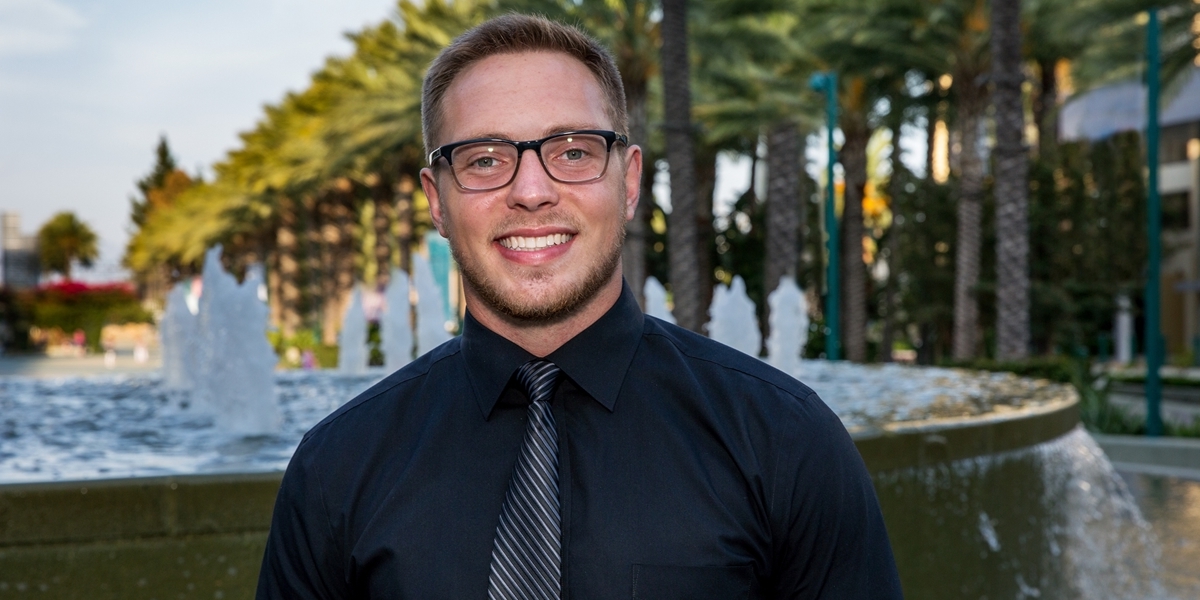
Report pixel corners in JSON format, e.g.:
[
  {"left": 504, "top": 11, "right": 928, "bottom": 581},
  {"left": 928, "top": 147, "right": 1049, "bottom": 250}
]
[
  {"left": 0, "top": 351, "right": 162, "bottom": 379},
  {"left": 1108, "top": 388, "right": 1200, "bottom": 426},
  {"left": 1095, "top": 433, "right": 1200, "bottom": 480}
]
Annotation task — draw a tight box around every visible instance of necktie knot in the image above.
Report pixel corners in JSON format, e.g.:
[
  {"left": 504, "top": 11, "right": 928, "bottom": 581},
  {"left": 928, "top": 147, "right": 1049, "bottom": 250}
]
[{"left": 515, "top": 359, "right": 561, "bottom": 405}]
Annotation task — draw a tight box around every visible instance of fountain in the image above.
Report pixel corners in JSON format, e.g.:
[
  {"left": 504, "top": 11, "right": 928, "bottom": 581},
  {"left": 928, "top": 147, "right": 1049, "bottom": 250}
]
[
  {"left": 337, "top": 285, "right": 369, "bottom": 375},
  {"left": 381, "top": 268, "right": 414, "bottom": 371},
  {"left": 159, "top": 282, "right": 197, "bottom": 389},
  {"left": 158, "top": 245, "right": 280, "bottom": 434},
  {"left": 0, "top": 271, "right": 1188, "bottom": 598},
  {"left": 643, "top": 276, "right": 675, "bottom": 324},
  {"left": 412, "top": 253, "right": 452, "bottom": 355},
  {"left": 765, "top": 276, "right": 808, "bottom": 375},
  {"left": 706, "top": 275, "right": 760, "bottom": 355}
]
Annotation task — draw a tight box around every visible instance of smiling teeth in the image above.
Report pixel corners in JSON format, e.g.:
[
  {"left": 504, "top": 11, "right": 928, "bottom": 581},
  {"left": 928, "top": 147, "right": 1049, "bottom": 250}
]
[{"left": 500, "top": 233, "right": 573, "bottom": 250}]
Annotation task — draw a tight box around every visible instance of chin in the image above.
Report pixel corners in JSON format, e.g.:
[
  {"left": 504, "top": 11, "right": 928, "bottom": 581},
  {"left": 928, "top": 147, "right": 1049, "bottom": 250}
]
[{"left": 456, "top": 246, "right": 622, "bottom": 325}]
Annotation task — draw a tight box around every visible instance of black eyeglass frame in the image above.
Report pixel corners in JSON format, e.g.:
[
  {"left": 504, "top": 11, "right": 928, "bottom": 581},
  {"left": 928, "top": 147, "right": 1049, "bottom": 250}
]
[{"left": 427, "top": 129, "right": 629, "bottom": 191}]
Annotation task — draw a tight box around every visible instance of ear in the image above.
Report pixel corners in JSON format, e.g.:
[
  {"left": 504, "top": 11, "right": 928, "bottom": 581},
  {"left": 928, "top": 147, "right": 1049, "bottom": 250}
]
[
  {"left": 622, "top": 144, "right": 643, "bottom": 222},
  {"left": 421, "top": 167, "right": 449, "bottom": 237}
]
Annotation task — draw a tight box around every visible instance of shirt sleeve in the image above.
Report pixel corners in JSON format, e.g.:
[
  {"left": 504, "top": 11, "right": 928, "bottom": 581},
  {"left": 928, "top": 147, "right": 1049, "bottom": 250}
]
[
  {"left": 769, "top": 392, "right": 904, "bottom": 599},
  {"left": 256, "top": 441, "right": 350, "bottom": 599}
]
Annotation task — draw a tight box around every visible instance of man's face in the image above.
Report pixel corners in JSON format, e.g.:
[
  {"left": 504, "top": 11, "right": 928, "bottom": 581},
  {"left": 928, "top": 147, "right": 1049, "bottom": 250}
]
[{"left": 421, "top": 51, "right": 641, "bottom": 324}]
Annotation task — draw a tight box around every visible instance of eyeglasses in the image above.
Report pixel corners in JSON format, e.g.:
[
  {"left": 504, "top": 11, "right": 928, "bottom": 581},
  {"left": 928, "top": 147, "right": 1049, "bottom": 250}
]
[{"left": 428, "top": 130, "right": 628, "bottom": 191}]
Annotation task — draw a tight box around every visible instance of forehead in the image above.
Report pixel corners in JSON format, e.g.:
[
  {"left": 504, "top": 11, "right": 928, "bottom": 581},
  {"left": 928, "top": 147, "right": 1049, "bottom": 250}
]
[{"left": 441, "top": 51, "right": 612, "bottom": 142}]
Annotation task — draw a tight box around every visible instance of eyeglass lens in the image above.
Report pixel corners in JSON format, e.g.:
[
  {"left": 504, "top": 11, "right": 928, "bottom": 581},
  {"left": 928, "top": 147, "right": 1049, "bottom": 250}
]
[{"left": 450, "top": 133, "right": 611, "bottom": 190}]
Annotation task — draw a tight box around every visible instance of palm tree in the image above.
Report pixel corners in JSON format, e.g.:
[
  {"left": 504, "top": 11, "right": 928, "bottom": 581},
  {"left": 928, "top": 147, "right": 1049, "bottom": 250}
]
[
  {"left": 37, "top": 212, "right": 98, "bottom": 281},
  {"left": 805, "top": 0, "right": 913, "bottom": 361},
  {"left": 661, "top": 0, "right": 705, "bottom": 332},
  {"left": 992, "top": 0, "right": 1030, "bottom": 360},
  {"left": 693, "top": 4, "right": 817, "bottom": 340},
  {"left": 838, "top": 82, "right": 873, "bottom": 363}
]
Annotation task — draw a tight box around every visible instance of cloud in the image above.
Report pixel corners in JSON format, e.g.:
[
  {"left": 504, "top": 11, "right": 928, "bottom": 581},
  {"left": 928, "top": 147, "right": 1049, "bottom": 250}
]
[{"left": 0, "top": 0, "right": 85, "bottom": 57}]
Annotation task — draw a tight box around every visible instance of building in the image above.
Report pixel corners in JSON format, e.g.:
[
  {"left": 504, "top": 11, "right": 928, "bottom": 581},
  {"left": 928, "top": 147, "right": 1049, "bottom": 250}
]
[
  {"left": 1, "top": 213, "right": 39, "bottom": 291},
  {"left": 1061, "top": 67, "right": 1200, "bottom": 357}
]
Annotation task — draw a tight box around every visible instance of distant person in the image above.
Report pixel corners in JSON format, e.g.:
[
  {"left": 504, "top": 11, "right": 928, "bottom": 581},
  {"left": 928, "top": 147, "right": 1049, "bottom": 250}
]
[{"left": 257, "top": 15, "right": 900, "bottom": 599}]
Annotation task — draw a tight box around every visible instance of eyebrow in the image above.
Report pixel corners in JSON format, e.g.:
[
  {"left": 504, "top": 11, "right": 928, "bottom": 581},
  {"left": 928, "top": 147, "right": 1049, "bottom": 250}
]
[{"left": 456, "top": 124, "right": 608, "bottom": 142}]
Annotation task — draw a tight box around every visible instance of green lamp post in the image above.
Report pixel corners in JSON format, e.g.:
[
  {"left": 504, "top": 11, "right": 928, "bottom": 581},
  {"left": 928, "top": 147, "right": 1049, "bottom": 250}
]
[
  {"left": 810, "top": 71, "right": 840, "bottom": 361},
  {"left": 1145, "top": 9, "right": 1164, "bottom": 436}
]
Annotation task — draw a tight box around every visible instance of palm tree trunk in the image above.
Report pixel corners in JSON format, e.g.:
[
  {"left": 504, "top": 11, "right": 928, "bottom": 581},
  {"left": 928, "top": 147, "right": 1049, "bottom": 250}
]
[
  {"left": 396, "top": 173, "right": 416, "bottom": 275},
  {"left": 952, "top": 76, "right": 987, "bottom": 361},
  {"left": 992, "top": 0, "right": 1031, "bottom": 360},
  {"left": 661, "top": 0, "right": 704, "bottom": 332},
  {"left": 1033, "top": 57, "right": 1058, "bottom": 161},
  {"left": 303, "top": 194, "right": 321, "bottom": 332},
  {"left": 764, "top": 120, "right": 803, "bottom": 330},
  {"left": 372, "top": 175, "right": 396, "bottom": 291},
  {"left": 840, "top": 116, "right": 870, "bottom": 363},
  {"left": 695, "top": 146, "right": 717, "bottom": 312},
  {"left": 622, "top": 82, "right": 650, "bottom": 306},
  {"left": 331, "top": 187, "right": 358, "bottom": 346},
  {"left": 880, "top": 117, "right": 905, "bottom": 363},
  {"left": 318, "top": 188, "right": 344, "bottom": 346},
  {"left": 276, "top": 195, "right": 301, "bottom": 338}
]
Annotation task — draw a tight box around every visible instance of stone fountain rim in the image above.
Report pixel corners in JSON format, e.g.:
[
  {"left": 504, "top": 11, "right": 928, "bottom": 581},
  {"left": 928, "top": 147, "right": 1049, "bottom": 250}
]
[{"left": 849, "top": 390, "right": 1080, "bottom": 473}]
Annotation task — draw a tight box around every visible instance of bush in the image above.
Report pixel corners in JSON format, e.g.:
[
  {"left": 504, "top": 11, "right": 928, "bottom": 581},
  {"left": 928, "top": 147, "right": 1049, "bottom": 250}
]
[
  {"left": 269, "top": 329, "right": 339, "bottom": 369},
  {"left": 948, "top": 355, "right": 1200, "bottom": 438},
  {"left": 939, "top": 355, "right": 1076, "bottom": 383},
  {"left": 26, "top": 281, "right": 152, "bottom": 352}
]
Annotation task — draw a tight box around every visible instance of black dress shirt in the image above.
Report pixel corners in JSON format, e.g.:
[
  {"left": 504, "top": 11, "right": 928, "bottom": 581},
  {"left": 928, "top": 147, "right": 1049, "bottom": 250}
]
[{"left": 257, "top": 284, "right": 901, "bottom": 599}]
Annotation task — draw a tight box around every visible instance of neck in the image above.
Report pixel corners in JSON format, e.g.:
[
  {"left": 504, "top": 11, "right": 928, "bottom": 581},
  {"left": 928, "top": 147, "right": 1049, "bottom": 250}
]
[{"left": 467, "top": 272, "right": 624, "bottom": 358}]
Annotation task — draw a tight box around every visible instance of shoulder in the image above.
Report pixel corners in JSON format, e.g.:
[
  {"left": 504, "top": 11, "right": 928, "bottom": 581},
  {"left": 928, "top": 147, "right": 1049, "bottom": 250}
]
[
  {"left": 641, "top": 316, "right": 819, "bottom": 405},
  {"left": 296, "top": 337, "right": 463, "bottom": 450}
]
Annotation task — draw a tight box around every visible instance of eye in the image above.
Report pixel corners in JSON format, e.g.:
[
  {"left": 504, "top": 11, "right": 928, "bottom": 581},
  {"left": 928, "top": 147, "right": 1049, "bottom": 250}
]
[{"left": 456, "top": 145, "right": 511, "bottom": 171}]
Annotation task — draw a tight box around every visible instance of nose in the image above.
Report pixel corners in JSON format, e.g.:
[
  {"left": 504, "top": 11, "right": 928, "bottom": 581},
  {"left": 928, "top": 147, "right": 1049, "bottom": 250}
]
[{"left": 506, "top": 148, "right": 558, "bottom": 211}]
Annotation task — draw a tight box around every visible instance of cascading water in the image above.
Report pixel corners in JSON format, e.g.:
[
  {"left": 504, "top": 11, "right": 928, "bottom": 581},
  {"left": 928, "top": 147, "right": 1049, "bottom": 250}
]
[
  {"left": 643, "top": 276, "right": 675, "bottom": 324},
  {"left": 706, "top": 275, "right": 760, "bottom": 356},
  {"left": 381, "top": 268, "right": 414, "bottom": 372},
  {"left": 337, "top": 285, "right": 369, "bottom": 375},
  {"left": 766, "top": 276, "right": 808, "bottom": 374},
  {"left": 160, "top": 282, "right": 197, "bottom": 390},
  {"left": 158, "top": 246, "right": 279, "bottom": 435},
  {"left": 412, "top": 253, "right": 451, "bottom": 356}
]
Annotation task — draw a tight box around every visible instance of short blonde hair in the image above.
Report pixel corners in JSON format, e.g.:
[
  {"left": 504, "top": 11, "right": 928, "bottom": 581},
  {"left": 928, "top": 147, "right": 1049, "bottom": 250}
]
[{"left": 421, "top": 14, "right": 628, "bottom": 156}]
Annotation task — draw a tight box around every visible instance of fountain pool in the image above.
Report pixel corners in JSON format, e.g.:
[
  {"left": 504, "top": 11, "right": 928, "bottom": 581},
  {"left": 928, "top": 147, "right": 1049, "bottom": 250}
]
[{"left": 0, "top": 271, "right": 1189, "bottom": 598}]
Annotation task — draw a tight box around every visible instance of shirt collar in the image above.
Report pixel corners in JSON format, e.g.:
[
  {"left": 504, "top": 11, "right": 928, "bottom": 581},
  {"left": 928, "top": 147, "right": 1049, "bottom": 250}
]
[{"left": 461, "top": 281, "right": 644, "bottom": 419}]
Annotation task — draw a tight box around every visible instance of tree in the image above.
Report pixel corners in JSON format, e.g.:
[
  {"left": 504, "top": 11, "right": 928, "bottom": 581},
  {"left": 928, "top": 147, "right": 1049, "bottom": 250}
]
[
  {"left": 805, "top": 0, "right": 914, "bottom": 362},
  {"left": 693, "top": 2, "right": 817, "bottom": 342},
  {"left": 130, "top": 136, "right": 179, "bottom": 228},
  {"left": 992, "top": 0, "right": 1030, "bottom": 359},
  {"left": 661, "top": 0, "right": 705, "bottom": 332},
  {"left": 37, "top": 212, "right": 98, "bottom": 280}
]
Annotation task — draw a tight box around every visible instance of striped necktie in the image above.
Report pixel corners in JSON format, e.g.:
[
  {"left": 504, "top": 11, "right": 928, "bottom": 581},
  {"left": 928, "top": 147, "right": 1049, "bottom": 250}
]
[{"left": 488, "top": 359, "right": 563, "bottom": 600}]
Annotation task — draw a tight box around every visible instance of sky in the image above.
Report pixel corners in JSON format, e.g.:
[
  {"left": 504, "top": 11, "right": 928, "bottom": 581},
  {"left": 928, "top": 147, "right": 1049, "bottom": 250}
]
[{"left": 0, "top": 0, "right": 396, "bottom": 281}]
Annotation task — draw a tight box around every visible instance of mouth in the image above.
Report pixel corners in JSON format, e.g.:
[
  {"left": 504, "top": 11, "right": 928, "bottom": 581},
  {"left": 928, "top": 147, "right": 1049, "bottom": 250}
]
[{"left": 497, "top": 233, "right": 575, "bottom": 251}]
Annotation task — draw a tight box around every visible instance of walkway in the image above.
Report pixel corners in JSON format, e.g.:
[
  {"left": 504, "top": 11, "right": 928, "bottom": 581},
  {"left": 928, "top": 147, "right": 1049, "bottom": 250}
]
[{"left": 0, "top": 352, "right": 162, "bottom": 379}]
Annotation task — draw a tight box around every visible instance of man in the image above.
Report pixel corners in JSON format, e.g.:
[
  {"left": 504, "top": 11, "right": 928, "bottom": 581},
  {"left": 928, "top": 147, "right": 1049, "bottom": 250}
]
[{"left": 258, "top": 14, "right": 901, "bottom": 599}]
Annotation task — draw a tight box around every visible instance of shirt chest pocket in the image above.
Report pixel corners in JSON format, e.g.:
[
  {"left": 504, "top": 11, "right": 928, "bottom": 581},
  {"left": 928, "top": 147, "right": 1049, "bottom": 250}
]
[{"left": 631, "top": 564, "right": 752, "bottom": 599}]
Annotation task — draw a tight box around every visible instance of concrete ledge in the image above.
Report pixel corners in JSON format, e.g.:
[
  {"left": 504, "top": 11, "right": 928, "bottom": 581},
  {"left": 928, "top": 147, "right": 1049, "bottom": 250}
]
[
  {"left": 1093, "top": 433, "right": 1200, "bottom": 477},
  {"left": 852, "top": 393, "right": 1079, "bottom": 473},
  {"left": 0, "top": 471, "right": 282, "bottom": 547},
  {"left": 0, "top": 394, "right": 1083, "bottom": 599}
]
